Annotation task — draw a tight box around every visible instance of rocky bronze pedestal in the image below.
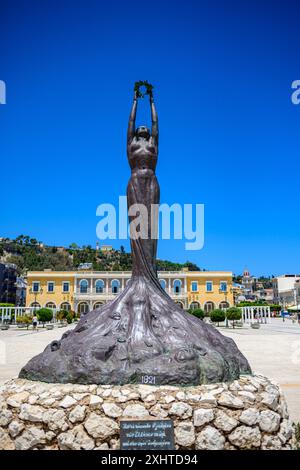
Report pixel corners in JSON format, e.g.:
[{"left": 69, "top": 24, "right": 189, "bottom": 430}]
[{"left": 19, "top": 84, "right": 251, "bottom": 385}]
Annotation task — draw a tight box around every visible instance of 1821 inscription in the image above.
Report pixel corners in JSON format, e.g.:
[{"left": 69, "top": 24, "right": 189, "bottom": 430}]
[
  {"left": 141, "top": 374, "right": 157, "bottom": 385},
  {"left": 120, "top": 419, "right": 175, "bottom": 450}
]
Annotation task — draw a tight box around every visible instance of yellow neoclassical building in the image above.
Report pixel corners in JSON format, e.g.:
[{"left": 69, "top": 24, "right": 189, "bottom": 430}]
[
  {"left": 26, "top": 271, "right": 75, "bottom": 312},
  {"left": 26, "top": 269, "right": 234, "bottom": 314},
  {"left": 186, "top": 271, "right": 234, "bottom": 312}
]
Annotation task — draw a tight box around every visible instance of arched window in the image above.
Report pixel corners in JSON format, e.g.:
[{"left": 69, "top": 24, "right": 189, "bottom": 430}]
[
  {"left": 77, "top": 302, "right": 89, "bottom": 314},
  {"left": 79, "top": 279, "right": 88, "bottom": 294},
  {"left": 95, "top": 279, "right": 104, "bottom": 293},
  {"left": 45, "top": 302, "right": 56, "bottom": 311},
  {"left": 173, "top": 279, "right": 182, "bottom": 294},
  {"left": 111, "top": 279, "right": 120, "bottom": 294},
  {"left": 160, "top": 279, "right": 166, "bottom": 290},
  {"left": 30, "top": 302, "right": 41, "bottom": 309},
  {"left": 60, "top": 302, "right": 71, "bottom": 312},
  {"left": 175, "top": 301, "right": 184, "bottom": 308},
  {"left": 190, "top": 301, "right": 200, "bottom": 310},
  {"left": 219, "top": 301, "right": 229, "bottom": 310},
  {"left": 94, "top": 301, "right": 104, "bottom": 309},
  {"left": 204, "top": 301, "right": 215, "bottom": 313}
]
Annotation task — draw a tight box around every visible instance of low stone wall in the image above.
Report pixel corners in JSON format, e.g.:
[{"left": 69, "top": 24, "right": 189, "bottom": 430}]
[{"left": 0, "top": 374, "right": 295, "bottom": 450}]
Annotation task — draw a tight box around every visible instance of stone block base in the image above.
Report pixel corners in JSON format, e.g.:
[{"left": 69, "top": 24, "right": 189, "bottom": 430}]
[{"left": 0, "top": 374, "right": 295, "bottom": 450}]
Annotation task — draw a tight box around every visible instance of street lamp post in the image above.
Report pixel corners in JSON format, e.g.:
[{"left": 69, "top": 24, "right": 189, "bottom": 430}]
[
  {"left": 31, "top": 286, "right": 43, "bottom": 314},
  {"left": 224, "top": 290, "right": 229, "bottom": 328}
]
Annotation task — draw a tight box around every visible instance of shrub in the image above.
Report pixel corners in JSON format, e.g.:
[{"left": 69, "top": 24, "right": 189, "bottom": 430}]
[
  {"left": 190, "top": 308, "right": 205, "bottom": 320},
  {"left": 36, "top": 308, "right": 53, "bottom": 326},
  {"left": 66, "top": 313, "right": 73, "bottom": 324},
  {"left": 64, "top": 310, "right": 77, "bottom": 324},
  {"left": 226, "top": 307, "right": 242, "bottom": 328},
  {"left": 16, "top": 315, "right": 32, "bottom": 329},
  {"left": 56, "top": 309, "right": 69, "bottom": 322},
  {"left": 210, "top": 309, "right": 225, "bottom": 326},
  {"left": 295, "top": 423, "right": 300, "bottom": 450},
  {"left": 269, "top": 304, "right": 281, "bottom": 313}
]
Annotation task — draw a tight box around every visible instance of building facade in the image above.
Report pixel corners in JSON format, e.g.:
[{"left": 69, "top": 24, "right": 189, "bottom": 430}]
[
  {"left": 26, "top": 271, "right": 75, "bottom": 312},
  {"left": 26, "top": 270, "right": 234, "bottom": 314},
  {"left": 0, "top": 263, "right": 17, "bottom": 304},
  {"left": 272, "top": 274, "right": 300, "bottom": 307},
  {"left": 15, "top": 277, "right": 27, "bottom": 306},
  {"left": 242, "top": 269, "right": 254, "bottom": 295}
]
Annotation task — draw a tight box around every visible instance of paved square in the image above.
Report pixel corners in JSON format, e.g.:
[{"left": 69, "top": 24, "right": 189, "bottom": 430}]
[{"left": 0, "top": 318, "right": 299, "bottom": 423}]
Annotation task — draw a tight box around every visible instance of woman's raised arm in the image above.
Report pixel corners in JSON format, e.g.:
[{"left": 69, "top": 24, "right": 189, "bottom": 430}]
[
  {"left": 127, "top": 91, "right": 138, "bottom": 144},
  {"left": 150, "top": 92, "right": 158, "bottom": 144}
]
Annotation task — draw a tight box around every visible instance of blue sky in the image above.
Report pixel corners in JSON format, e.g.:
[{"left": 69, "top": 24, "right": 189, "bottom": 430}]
[{"left": 0, "top": 0, "right": 299, "bottom": 276}]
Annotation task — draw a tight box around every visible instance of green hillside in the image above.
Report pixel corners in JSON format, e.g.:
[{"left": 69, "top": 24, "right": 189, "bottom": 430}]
[{"left": 0, "top": 235, "right": 201, "bottom": 274}]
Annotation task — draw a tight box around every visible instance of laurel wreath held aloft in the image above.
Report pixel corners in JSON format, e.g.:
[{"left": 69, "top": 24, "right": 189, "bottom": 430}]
[{"left": 134, "top": 80, "right": 153, "bottom": 98}]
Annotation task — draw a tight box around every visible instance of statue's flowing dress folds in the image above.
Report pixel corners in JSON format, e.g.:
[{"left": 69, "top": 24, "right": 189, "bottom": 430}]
[{"left": 19, "top": 91, "right": 251, "bottom": 385}]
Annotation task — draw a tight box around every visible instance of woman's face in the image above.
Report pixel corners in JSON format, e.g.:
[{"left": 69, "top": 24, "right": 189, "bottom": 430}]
[{"left": 136, "top": 126, "right": 150, "bottom": 140}]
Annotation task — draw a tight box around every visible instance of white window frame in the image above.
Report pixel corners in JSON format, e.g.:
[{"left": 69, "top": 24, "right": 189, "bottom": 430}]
[
  {"left": 206, "top": 281, "right": 213, "bottom": 292},
  {"left": 62, "top": 281, "right": 70, "bottom": 293},
  {"left": 32, "top": 282, "right": 40, "bottom": 293},
  {"left": 60, "top": 302, "right": 71, "bottom": 311},
  {"left": 47, "top": 281, "right": 55, "bottom": 293},
  {"left": 79, "top": 279, "right": 89, "bottom": 293},
  {"left": 173, "top": 279, "right": 182, "bottom": 294},
  {"left": 220, "top": 281, "right": 228, "bottom": 292},
  {"left": 111, "top": 279, "right": 120, "bottom": 294},
  {"left": 191, "top": 281, "right": 198, "bottom": 292},
  {"left": 95, "top": 279, "right": 104, "bottom": 293},
  {"left": 45, "top": 302, "right": 56, "bottom": 310}
]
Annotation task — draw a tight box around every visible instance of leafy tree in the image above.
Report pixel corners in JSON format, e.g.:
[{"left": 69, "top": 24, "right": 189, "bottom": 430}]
[
  {"left": 66, "top": 313, "right": 73, "bottom": 324},
  {"left": 69, "top": 243, "right": 79, "bottom": 250},
  {"left": 188, "top": 308, "right": 205, "bottom": 320},
  {"left": 56, "top": 309, "right": 69, "bottom": 322},
  {"left": 210, "top": 309, "right": 225, "bottom": 326},
  {"left": 183, "top": 261, "right": 201, "bottom": 271},
  {"left": 226, "top": 307, "right": 242, "bottom": 328},
  {"left": 36, "top": 308, "right": 53, "bottom": 326},
  {"left": 66, "top": 310, "right": 76, "bottom": 324},
  {"left": 233, "top": 274, "right": 243, "bottom": 284},
  {"left": 5, "top": 255, "right": 24, "bottom": 274}
]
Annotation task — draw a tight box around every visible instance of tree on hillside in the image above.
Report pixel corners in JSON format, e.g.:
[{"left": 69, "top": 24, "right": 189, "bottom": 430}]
[
  {"left": 183, "top": 261, "right": 201, "bottom": 271},
  {"left": 69, "top": 243, "right": 79, "bottom": 250}
]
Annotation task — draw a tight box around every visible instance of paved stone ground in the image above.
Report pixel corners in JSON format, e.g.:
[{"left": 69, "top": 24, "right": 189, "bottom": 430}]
[
  {"left": 0, "top": 318, "right": 299, "bottom": 423},
  {"left": 222, "top": 319, "right": 300, "bottom": 424}
]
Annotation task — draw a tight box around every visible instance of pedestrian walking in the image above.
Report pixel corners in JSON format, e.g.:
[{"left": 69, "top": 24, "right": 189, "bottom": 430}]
[{"left": 32, "top": 315, "right": 38, "bottom": 331}]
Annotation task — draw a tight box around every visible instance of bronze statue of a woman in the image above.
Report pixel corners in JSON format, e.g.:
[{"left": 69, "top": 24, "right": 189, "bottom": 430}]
[
  {"left": 127, "top": 87, "right": 159, "bottom": 281},
  {"left": 20, "top": 84, "right": 251, "bottom": 385}
]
